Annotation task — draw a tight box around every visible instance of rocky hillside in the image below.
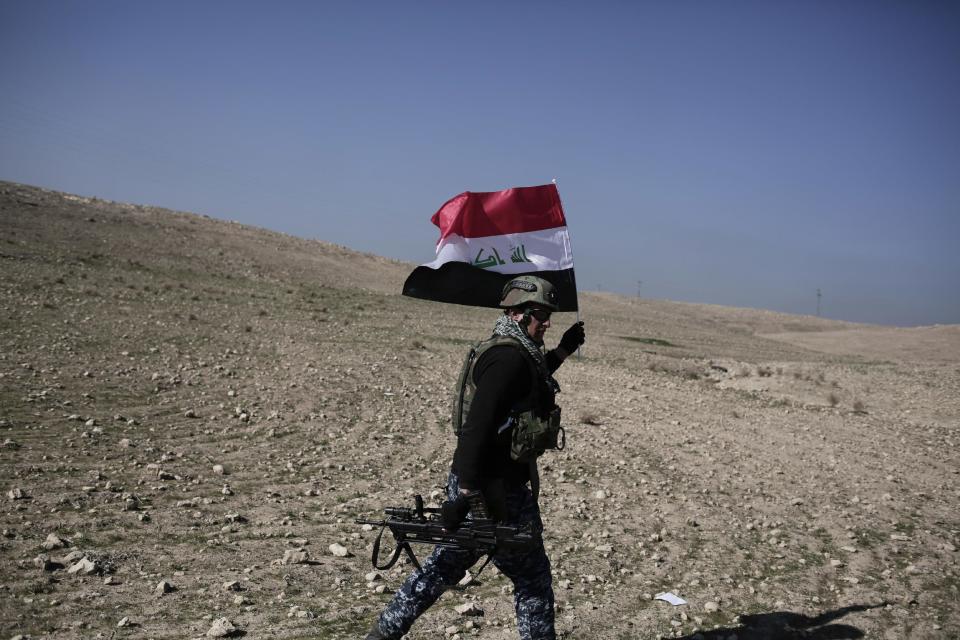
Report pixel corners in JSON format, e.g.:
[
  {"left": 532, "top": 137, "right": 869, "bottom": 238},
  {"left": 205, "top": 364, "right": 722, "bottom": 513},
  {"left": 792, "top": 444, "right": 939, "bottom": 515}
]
[{"left": 1, "top": 181, "right": 957, "bottom": 639}]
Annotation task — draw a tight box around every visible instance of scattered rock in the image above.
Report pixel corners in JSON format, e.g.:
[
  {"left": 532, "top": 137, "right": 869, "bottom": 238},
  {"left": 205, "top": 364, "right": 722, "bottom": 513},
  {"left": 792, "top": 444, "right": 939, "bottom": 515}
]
[
  {"left": 206, "top": 617, "right": 239, "bottom": 637},
  {"left": 287, "top": 605, "right": 314, "bottom": 619},
  {"left": 67, "top": 557, "right": 99, "bottom": 575},
  {"left": 7, "top": 488, "right": 28, "bottom": 500},
  {"left": 455, "top": 602, "right": 484, "bottom": 616},
  {"left": 60, "top": 550, "right": 84, "bottom": 564},
  {"left": 282, "top": 549, "right": 310, "bottom": 565},
  {"left": 42, "top": 533, "right": 70, "bottom": 550},
  {"left": 33, "top": 554, "right": 61, "bottom": 572},
  {"left": 328, "top": 543, "right": 351, "bottom": 557},
  {"left": 155, "top": 580, "right": 175, "bottom": 595},
  {"left": 117, "top": 616, "right": 133, "bottom": 627},
  {"left": 223, "top": 580, "right": 243, "bottom": 592},
  {"left": 703, "top": 601, "right": 720, "bottom": 613}
]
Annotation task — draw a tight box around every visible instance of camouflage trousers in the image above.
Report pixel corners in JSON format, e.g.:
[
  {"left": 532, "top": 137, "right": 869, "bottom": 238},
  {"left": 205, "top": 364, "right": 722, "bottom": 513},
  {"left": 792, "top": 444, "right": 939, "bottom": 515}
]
[{"left": 373, "top": 473, "right": 556, "bottom": 639}]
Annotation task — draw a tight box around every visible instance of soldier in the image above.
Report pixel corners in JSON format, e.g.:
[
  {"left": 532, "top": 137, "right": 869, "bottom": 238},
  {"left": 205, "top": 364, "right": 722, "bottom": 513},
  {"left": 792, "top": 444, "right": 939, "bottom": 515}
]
[{"left": 365, "top": 275, "right": 586, "bottom": 640}]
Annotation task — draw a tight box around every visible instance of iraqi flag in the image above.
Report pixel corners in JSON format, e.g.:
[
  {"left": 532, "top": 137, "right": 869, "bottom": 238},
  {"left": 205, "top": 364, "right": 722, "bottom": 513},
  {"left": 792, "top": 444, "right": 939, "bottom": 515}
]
[{"left": 402, "top": 184, "right": 578, "bottom": 311}]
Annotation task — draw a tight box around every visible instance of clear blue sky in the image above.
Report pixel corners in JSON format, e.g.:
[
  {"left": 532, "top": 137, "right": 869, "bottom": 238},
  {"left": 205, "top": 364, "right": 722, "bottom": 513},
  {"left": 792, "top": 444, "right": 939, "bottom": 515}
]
[{"left": 2, "top": 1, "right": 958, "bottom": 326}]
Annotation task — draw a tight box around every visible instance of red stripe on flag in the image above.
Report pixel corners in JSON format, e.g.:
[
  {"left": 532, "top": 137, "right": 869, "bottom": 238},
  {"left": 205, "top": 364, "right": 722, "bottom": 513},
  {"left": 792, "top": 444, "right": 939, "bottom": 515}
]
[{"left": 431, "top": 184, "right": 567, "bottom": 242}]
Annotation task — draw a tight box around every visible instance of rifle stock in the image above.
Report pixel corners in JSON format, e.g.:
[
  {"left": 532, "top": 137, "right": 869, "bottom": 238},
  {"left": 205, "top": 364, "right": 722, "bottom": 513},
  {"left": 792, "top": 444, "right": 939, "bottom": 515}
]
[{"left": 356, "top": 494, "right": 536, "bottom": 573}]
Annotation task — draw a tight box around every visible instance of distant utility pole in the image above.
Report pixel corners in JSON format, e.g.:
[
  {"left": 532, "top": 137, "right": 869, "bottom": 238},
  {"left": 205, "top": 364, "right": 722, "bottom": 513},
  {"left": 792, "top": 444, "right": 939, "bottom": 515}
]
[
  {"left": 816, "top": 288, "right": 822, "bottom": 317},
  {"left": 637, "top": 280, "right": 643, "bottom": 297}
]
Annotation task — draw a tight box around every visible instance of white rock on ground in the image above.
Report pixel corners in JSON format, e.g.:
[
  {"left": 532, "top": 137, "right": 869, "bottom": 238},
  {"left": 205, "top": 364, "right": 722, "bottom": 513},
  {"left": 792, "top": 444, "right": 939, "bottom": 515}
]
[
  {"left": 206, "top": 617, "right": 238, "bottom": 637},
  {"left": 281, "top": 549, "right": 310, "bottom": 564},
  {"left": 328, "top": 543, "right": 351, "bottom": 557},
  {"left": 455, "top": 602, "right": 484, "bottom": 616},
  {"left": 67, "top": 557, "right": 99, "bottom": 575},
  {"left": 42, "top": 533, "right": 70, "bottom": 550},
  {"left": 155, "top": 580, "right": 174, "bottom": 595}
]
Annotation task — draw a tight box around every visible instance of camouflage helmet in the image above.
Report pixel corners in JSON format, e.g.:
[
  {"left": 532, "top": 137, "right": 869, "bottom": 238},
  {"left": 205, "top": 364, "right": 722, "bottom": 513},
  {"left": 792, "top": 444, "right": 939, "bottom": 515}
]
[{"left": 499, "top": 275, "right": 559, "bottom": 311}]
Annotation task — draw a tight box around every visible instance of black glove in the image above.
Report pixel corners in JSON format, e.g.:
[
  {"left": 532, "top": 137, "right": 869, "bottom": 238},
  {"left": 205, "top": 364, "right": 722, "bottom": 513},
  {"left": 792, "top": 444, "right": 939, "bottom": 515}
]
[
  {"left": 440, "top": 490, "right": 488, "bottom": 531},
  {"left": 559, "top": 321, "right": 585, "bottom": 354},
  {"left": 440, "top": 496, "right": 470, "bottom": 531}
]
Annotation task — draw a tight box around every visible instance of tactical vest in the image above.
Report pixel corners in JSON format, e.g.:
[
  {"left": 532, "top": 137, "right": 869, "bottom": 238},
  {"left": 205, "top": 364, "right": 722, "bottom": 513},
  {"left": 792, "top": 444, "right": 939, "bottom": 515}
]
[{"left": 452, "top": 335, "right": 564, "bottom": 462}]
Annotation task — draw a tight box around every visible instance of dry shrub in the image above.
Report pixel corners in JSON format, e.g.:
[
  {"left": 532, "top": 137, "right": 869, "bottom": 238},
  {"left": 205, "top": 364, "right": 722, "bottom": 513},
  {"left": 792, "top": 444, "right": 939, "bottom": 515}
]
[
  {"left": 827, "top": 392, "right": 839, "bottom": 407},
  {"left": 579, "top": 413, "right": 603, "bottom": 426},
  {"left": 853, "top": 399, "right": 867, "bottom": 413}
]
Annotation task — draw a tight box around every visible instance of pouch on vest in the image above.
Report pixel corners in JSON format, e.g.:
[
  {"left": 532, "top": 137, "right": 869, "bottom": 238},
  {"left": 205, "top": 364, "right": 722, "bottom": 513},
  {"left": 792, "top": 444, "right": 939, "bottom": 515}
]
[{"left": 509, "top": 406, "right": 564, "bottom": 463}]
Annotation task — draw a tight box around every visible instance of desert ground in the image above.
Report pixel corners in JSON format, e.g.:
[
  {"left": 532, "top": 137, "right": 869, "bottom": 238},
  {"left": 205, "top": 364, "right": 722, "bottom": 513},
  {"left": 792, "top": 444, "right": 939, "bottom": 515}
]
[{"left": 1, "top": 181, "right": 957, "bottom": 639}]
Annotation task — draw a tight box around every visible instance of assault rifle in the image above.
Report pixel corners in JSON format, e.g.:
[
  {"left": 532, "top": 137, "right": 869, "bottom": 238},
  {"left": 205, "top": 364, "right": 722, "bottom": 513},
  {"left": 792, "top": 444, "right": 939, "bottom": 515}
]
[{"left": 356, "top": 495, "right": 536, "bottom": 574}]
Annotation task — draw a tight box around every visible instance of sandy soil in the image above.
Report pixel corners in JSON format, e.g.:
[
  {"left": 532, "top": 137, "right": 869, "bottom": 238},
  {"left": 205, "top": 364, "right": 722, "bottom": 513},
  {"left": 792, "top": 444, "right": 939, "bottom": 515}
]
[{"left": 1, "top": 181, "right": 957, "bottom": 639}]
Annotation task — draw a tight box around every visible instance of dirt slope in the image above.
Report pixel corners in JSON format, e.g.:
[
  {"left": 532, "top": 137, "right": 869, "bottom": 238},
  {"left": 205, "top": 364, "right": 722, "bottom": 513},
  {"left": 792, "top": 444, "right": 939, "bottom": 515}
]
[{"left": 1, "top": 181, "right": 957, "bottom": 639}]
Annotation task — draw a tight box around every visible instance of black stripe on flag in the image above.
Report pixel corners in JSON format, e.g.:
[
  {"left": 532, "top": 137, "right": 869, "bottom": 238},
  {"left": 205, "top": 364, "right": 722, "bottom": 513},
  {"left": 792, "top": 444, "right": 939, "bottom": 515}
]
[{"left": 402, "top": 263, "right": 579, "bottom": 312}]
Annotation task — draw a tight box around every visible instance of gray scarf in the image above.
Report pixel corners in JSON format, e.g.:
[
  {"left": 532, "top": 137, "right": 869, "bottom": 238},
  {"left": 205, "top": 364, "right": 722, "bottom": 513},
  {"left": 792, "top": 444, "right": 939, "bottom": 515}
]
[{"left": 493, "top": 315, "right": 561, "bottom": 394}]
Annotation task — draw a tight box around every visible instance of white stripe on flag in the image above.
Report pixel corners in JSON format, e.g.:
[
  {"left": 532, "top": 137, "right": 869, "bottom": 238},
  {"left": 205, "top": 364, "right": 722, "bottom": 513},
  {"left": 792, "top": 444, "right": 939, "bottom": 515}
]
[{"left": 424, "top": 228, "right": 574, "bottom": 274}]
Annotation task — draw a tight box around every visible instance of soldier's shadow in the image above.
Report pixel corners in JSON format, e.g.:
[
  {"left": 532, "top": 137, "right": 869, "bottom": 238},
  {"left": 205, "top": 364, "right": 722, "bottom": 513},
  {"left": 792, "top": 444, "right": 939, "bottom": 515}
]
[{"left": 674, "top": 603, "right": 884, "bottom": 639}]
